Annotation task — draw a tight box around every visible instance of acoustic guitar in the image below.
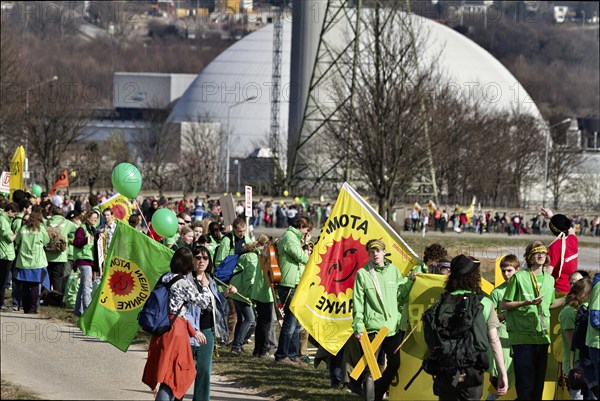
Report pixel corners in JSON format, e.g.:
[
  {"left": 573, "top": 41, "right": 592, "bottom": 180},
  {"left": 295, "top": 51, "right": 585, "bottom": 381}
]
[{"left": 260, "top": 243, "right": 284, "bottom": 324}]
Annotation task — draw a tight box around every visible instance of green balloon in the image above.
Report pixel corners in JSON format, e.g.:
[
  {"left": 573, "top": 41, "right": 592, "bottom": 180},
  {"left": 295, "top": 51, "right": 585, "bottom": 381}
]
[
  {"left": 31, "top": 184, "right": 42, "bottom": 197},
  {"left": 111, "top": 163, "right": 142, "bottom": 199},
  {"left": 152, "top": 208, "right": 178, "bottom": 238}
]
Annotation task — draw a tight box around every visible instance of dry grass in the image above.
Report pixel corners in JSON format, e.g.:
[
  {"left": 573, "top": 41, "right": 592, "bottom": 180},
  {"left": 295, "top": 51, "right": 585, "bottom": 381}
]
[{"left": 0, "top": 380, "right": 41, "bottom": 400}]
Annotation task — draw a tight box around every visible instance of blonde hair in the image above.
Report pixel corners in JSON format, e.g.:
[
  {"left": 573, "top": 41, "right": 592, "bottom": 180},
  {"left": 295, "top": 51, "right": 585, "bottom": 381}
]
[
  {"left": 565, "top": 278, "right": 592, "bottom": 309},
  {"left": 524, "top": 240, "right": 551, "bottom": 269},
  {"left": 244, "top": 234, "right": 270, "bottom": 252}
]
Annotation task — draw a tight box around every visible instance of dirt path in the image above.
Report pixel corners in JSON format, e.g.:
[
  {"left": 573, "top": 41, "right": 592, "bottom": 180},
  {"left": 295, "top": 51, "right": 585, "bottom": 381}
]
[{"left": 0, "top": 311, "right": 271, "bottom": 400}]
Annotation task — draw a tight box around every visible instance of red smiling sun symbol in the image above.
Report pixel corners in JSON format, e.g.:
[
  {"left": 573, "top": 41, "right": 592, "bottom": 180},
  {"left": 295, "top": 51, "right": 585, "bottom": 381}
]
[
  {"left": 109, "top": 271, "right": 135, "bottom": 296},
  {"left": 316, "top": 235, "right": 370, "bottom": 296},
  {"left": 111, "top": 204, "right": 127, "bottom": 220}
]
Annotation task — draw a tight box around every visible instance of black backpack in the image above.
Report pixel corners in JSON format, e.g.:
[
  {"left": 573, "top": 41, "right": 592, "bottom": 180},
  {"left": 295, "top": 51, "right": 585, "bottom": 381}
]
[
  {"left": 571, "top": 303, "right": 589, "bottom": 359},
  {"left": 422, "top": 292, "right": 490, "bottom": 389}
]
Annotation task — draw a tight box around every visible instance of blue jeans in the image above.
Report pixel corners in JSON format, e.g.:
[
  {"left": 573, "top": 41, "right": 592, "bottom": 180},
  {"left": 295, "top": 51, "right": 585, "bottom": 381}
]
[
  {"left": 275, "top": 286, "right": 301, "bottom": 361},
  {"left": 74, "top": 265, "right": 92, "bottom": 317},
  {"left": 155, "top": 383, "right": 175, "bottom": 401},
  {"left": 231, "top": 300, "right": 256, "bottom": 350},
  {"left": 512, "top": 343, "right": 548, "bottom": 400}
]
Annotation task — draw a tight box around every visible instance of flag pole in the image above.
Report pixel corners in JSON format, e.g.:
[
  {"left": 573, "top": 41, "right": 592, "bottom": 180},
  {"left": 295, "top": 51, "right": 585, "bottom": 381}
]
[
  {"left": 134, "top": 200, "right": 150, "bottom": 230},
  {"left": 213, "top": 276, "right": 252, "bottom": 304}
]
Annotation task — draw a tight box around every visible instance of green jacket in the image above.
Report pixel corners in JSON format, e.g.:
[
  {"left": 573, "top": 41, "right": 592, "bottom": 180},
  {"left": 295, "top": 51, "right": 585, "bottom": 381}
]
[
  {"left": 277, "top": 226, "right": 308, "bottom": 288},
  {"left": 16, "top": 225, "right": 50, "bottom": 269},
  {"left": 73, "top": 224, "right": 95, "bottom": 262},
  {"left": 214, "top": 232, "right": 251, "bottom": 267},
  {"left": 0, "top": 210, "right": 15, "bottom": 261},
  {"left": 229, "top": 251, "right": 261, "bottom": 305},
  {"left": 45, "top": 215, "right": 79, "bottom": 263},
  {"left": 352, "top": 260, "right": 407, "bottom": 337},
  {"left": 586, "top": 280, "right": 600, "bottom": 349},
  {"left": 11, "top": 212, "right": 25, "bottom": 235}
]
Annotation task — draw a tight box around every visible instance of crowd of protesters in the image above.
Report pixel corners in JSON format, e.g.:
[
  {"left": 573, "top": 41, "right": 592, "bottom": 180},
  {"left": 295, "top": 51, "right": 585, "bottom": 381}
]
[
  {"left": 403, "top": 206, "right": 600, "bottom": 237},
  {"left": 1, "top": 188, "right": 599, "bottom": 401}
]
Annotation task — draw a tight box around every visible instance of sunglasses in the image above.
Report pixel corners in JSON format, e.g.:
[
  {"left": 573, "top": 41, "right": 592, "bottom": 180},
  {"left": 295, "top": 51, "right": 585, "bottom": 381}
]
[
  {"left": 184, "top": 220, "right": 192, "bottom": 224},
  {"left": 195, "top": 256, "right": 210, "bottom": 261},
  {"left": 178, "top": 222, "right": 185, "bottom": 225}
]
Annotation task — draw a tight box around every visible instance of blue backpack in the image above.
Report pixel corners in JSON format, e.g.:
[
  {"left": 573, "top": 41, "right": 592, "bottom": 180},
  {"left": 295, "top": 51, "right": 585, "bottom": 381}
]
[
  {"left": 214, "top": 254, "right": 241, "bottom": 283},
  {"left": 138, "top": 274, "right": 186, "bottom": 336}
]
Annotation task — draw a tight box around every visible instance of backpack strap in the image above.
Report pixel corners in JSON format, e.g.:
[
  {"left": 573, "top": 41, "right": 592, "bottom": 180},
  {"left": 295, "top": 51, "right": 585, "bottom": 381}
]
[
  {"left": 368, "top": 264, "right": 390, "bottom": 320},
  {"left": 162, "top": 274, "right": 188, "bottom": 323}
]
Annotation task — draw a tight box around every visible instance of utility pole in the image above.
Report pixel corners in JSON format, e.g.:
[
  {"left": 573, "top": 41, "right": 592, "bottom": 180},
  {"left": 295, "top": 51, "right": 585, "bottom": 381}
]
[{"left": 269, "top": 1, "right": 283, "bottom": 163}]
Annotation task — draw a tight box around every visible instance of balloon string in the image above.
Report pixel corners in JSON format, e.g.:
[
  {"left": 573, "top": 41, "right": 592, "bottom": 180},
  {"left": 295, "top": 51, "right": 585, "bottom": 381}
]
[{"left": 134, "top": 200, "right": 150, "bottom": 230}]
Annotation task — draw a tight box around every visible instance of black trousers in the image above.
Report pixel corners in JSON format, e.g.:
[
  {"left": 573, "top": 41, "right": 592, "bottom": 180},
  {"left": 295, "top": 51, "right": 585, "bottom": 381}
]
[
  {"left": 0, "top": 259, "right": 12, "bottom": 307},
  {"left": 253, "top": 301, "right": 274, "bottom": 356},
  {"left": 47, "top": 261, "right": 66, "bottom": 293},
  {"left": 19, "top": 280, "right": 40, "bottom": 313},
  {"left": 363, "top": 331, "right": 402, "bottom": 401},
  {"left": 434, "top": 379, "right": 483, "bottom": 401}
]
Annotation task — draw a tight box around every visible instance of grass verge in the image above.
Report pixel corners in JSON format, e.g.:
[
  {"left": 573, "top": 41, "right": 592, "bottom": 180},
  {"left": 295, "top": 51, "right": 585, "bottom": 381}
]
[{"left": 212, "top": 350, "right": 360, "bottom": 401}]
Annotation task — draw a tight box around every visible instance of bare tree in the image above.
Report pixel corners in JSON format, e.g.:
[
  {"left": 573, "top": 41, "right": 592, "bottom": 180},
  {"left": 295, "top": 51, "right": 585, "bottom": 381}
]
[
  {"left": 70, "top": 141, "right": 110, "bottom": 195},
  {"left": 22, "top": 82, "right": 90, "bottom": 190},
  {"left": 106, "top": 130, "right": 131, "bottom": 163},
  {"left": 136, "top": 109, "right": 179, "bottom": 196},
  {"left": 0, "top": 26, "right": 27, "bottom": 171},
  {"left": 548, "top": 142, "right": 584, "bottom": 210},
  {"left": 178, "top": 118, "right": 220, "bottom": 193},
  {"left": 327, "top": 3, "right": 435, "bottom": 218}
]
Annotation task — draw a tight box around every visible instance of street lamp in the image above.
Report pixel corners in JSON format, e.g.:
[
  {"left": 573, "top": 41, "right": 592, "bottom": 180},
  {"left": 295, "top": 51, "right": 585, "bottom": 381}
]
[
  {"left": 233, "top": 159, "right": 240, "bottom": 193},
  {"left": 543, "top": 117, "right": 572, "bottom": 207},
  {"left": 226, "top": 96, "right": 257, "bottom": 193}
]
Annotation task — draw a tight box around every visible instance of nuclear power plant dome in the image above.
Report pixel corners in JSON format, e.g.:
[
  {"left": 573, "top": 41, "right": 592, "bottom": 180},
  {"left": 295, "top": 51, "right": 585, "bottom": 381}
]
[{"left": 169, "top": 11, "right": 542, "bottom": 160}]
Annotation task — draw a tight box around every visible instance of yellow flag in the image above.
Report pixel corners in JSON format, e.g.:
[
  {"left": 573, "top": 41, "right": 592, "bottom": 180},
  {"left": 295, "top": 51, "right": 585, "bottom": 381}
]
[
  {"left": 100, "top": 193, "right": 133, "bottom": 222},
  {"left": 289, "top": 183, "right": 420, "bottom": 355},
  {"left": 9, "top": 146, "right": 25, "bottom": 200},
  {"left": 464, "top": 196, "right": 476, "bottom": 224}
]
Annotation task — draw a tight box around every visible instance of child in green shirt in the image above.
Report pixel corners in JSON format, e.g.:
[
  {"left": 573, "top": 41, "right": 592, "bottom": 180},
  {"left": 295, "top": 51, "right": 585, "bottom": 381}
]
[
  {"left": 487, "top": 254, "right": 519, "bottom": 400},
  {"left": 501, "top": 241, "right": 565, "bottom": 401}
]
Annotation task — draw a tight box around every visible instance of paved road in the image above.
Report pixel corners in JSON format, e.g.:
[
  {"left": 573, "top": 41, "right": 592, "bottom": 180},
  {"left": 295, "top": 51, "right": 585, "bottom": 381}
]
[{"left": 0, "top": 312, "right": 271, "bottom": 400}]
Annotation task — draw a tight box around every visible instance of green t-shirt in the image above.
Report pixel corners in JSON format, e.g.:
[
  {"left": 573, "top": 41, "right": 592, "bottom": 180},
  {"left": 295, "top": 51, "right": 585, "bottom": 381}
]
[
  {"left": 490, "top": 282, "right": 508, "bottom": 338},
  {"left": 490, "top": 282, "right": 514, "bottom": 380},
  {"left": 586, "top": 282, "right": 600, "bottom": 350},
  {"left": 559, "top": 304, "right": 579, "bottom": 375},
  {"left": 503, "top": 269, "right": 555, "bottom": 345}
]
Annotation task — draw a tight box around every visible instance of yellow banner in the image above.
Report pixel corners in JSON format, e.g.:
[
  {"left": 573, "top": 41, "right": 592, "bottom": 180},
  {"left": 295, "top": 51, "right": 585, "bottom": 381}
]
[
  {"left": 100, "top": 193, "right": 133, "bottom": 222},
  {"left": 392, "top": 274, "right": 566, "bottom": 400},
  {"left": 289, "top": 183, "right": 420, "bottom": 355},
  {"left": 9, "top": 146, "right": 25, "bottom": 200}
]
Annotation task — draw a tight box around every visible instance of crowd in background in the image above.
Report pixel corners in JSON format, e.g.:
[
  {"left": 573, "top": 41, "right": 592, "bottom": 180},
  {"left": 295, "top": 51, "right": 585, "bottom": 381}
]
[{"left": 2, "top": 188, "right": 599, "bottom": 401}]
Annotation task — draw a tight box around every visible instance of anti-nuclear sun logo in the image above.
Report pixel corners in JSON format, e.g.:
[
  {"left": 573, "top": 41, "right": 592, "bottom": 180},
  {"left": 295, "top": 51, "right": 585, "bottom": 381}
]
[
  {"left": 316, "top": 234, "right": 370, "bottom": 297},
  {"left": 99, "top": 257, "right": 151, "bottom": 312}
]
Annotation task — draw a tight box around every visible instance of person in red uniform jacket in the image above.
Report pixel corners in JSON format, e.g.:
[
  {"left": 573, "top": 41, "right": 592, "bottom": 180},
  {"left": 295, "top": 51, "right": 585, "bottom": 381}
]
[{"left": 541, "top": 208, "right": 578, "bottom": 293}]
